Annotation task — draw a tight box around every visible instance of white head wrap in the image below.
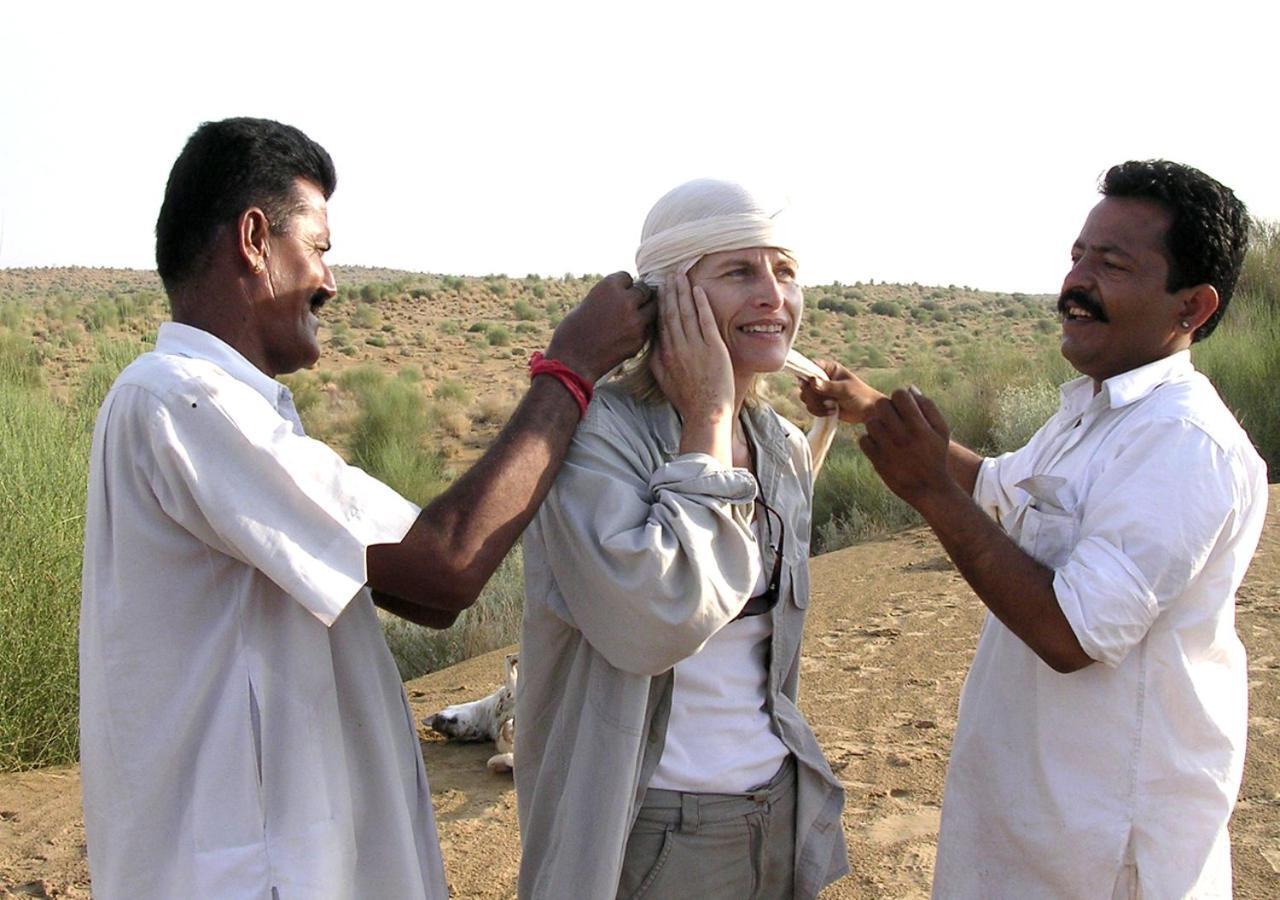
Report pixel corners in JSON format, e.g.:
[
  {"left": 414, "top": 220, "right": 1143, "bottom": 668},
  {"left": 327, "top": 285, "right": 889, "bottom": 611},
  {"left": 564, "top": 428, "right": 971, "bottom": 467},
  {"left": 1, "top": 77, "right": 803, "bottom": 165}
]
[{"left": 634, "top": 179, "right": 794, "bottom": 287}]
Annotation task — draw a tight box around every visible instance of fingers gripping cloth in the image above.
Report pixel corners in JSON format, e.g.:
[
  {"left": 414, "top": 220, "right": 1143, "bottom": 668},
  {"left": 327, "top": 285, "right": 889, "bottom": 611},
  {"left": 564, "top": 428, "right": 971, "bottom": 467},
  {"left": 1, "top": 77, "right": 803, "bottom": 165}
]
[{"left": 784, "top": 350, "right": 839, "bottom": 478}]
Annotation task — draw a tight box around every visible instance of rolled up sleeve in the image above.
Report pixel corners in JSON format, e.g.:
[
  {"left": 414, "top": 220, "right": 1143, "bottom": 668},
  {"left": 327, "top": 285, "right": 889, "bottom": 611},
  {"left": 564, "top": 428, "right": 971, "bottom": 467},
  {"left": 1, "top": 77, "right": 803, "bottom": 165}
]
[
  {"left": 537, "top": 419, "right": 761, "bottom": 677},
  {"left": 1052, "top": 418, "right": 1239, "bottom": 668}
]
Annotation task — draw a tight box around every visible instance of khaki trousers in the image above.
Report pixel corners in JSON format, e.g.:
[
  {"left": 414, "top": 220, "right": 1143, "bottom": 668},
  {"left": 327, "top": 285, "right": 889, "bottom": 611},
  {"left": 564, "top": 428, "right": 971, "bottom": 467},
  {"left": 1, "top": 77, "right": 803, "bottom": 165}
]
[{"left": 617, "top": 757, "right": 797, "bottom": 900}]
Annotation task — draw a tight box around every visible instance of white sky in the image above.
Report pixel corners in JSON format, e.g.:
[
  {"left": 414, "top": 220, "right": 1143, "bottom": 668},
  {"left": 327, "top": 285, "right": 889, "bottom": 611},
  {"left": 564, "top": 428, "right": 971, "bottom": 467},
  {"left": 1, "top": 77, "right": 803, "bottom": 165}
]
[{"left": 1, "top": 1, "right": 1275, "bottom": 294}]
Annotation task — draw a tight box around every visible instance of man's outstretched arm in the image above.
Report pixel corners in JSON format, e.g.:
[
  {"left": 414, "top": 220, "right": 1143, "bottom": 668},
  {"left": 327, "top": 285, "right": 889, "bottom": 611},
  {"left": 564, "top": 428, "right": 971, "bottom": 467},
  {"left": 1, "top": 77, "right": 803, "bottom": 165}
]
[
  {"left": 366, "top": 273, "right": 654, "bottom": 627},
  {"left": 859, "top": 389, "right": 1093, "bottom": 673},
  {"left": 799, "top": 361, "right": 985, "bottom": 493}
]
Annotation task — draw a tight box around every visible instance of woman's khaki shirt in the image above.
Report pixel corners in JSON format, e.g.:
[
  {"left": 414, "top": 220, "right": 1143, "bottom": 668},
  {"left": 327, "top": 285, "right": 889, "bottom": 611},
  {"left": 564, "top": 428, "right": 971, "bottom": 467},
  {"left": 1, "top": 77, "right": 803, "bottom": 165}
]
[{"left": 515, "top": 383, "right": 849, "bottom": 899}]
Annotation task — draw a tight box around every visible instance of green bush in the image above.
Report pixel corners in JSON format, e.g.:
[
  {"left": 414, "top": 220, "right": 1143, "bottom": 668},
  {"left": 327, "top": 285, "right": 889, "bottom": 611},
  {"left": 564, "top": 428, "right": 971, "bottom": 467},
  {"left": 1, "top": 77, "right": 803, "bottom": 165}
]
[
  {"left": 487, "top": 326, "right": 511, "bottom": 347},
  {"left": 811, "top": 439, "right": 919, "bottom": 554},
  {"left": 351, "top": 303, "right": 381, "bottom": 329},
  {"left": 1196, "top": 219, "right": 1280, "bottom": 479},
  {"left": 0, "top": 383, "right": 88, "bottom": 770},
  {"left": 0, "top": 331, "right": 44, "bottom": 389},
  {"left": 347, "top": 372, "right": 449, "bottom": 503},
  {"left": 0, "top": 336, "right": 142, "bottom": 770},
  {"left": 433, "top": 378, "right": 470, "bottom": 403}
]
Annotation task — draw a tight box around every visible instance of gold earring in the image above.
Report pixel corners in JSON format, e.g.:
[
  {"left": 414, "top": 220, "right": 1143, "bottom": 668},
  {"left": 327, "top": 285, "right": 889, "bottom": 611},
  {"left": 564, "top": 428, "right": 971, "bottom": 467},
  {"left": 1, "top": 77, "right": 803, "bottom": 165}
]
[
  {"left": 1180, "top": 320, "right": 1191, "bottom": 329},
  {"left": 253, "top": 262, "right": 263, "bottom": 275}
]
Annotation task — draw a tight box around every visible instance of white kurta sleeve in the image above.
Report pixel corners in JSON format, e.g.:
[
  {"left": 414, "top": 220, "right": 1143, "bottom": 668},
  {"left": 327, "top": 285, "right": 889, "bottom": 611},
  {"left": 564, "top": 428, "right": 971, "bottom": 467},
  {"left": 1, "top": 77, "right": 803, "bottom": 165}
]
[{"left": 135, "top": 378, "right": 419, "bottom": 626}]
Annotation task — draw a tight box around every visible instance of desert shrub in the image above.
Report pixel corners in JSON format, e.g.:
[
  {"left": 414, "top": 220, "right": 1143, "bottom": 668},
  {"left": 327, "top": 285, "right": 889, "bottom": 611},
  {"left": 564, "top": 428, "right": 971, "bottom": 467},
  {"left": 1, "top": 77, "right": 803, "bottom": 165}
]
[
  {"left": 487, "top": 326, "right": 511, "bottom": 347},
  {"left": 869, "top": 300, "right": 901, "bottom": 317},
  {"left": 437, "top": 407, "right": 473, "bottom": 439},
  {"left": 991, "top": 382, "right": 1061, "bottom": 451},
  {"left": 512, "top": 299, "right": 539, "bottom": 321},
  {"left": 0, "top": 331, "right": 43, "bottom": 388},
  {"left": 475, "top": 392, "right": 518, "bottom": 425},
  {"left": 811, "top": 439, "right": 919, "bottom": 554},
  {"left": 433, "top": 378, "right": 470, "bottom": 403},
  {"left": 0, "top": 302, "right": 23, "bottom": 331},
  {"left": 381, "top": 546, "right": 525, "bottom": 680},
  {"left": 438, "top": 319, "right": 461, "bottom": 336},
  {"left": 347, "top": 372, "right": 448, "bottom": 503},
  {"left": 1196, "top": 219, "right": 1280, "bottom": 479},
  {"left": 0, "top": 382, "right": 88, "bottom": 770},
  {"left": 74, "top": 337, "right": 147, "bottom": 416},
  {"left": 351, "top": 303, "right": 381, "bottom": 330},
  {"left": 365, "top": 335, "right": 387, "bottom": 348}
]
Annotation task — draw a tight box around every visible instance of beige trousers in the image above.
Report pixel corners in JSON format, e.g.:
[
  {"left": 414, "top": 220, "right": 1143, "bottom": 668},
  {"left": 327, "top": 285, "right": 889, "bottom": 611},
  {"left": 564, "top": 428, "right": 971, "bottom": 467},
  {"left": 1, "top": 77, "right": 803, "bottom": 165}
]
[{"left": 617, "top": 757, "right": 797, "bottom": 900}]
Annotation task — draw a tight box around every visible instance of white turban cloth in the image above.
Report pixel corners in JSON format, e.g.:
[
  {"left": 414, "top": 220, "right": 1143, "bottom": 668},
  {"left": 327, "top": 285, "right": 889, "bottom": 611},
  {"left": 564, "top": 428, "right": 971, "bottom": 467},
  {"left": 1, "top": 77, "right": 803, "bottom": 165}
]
[{"left": 634, "top": 179, "right": 795, "bottom": 287}]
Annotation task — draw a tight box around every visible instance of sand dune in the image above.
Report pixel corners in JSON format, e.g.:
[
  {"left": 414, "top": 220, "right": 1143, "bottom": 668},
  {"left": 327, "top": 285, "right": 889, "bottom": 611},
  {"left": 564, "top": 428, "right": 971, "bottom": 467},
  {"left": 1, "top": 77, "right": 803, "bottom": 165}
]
[{"left": 2, "top": 485, "right": 1277, "bottom": 898}]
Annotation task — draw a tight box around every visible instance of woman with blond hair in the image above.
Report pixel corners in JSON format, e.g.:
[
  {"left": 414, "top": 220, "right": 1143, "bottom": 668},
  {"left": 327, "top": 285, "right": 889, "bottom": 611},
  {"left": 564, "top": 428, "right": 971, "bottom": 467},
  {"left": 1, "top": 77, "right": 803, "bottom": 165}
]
[{"left": 516, "top": 179, "right": 849, "bottom": 899}]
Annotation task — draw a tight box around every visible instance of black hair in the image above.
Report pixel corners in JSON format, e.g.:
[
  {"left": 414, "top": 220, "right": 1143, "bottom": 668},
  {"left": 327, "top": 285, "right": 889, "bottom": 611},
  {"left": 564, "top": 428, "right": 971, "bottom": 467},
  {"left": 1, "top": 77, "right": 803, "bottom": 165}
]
[
  {"left": 155, "top": 117, "right": 336, "bottom": 294},
  {"left": 1100, "top": 160, "right": 1248, "bottom": 341}
]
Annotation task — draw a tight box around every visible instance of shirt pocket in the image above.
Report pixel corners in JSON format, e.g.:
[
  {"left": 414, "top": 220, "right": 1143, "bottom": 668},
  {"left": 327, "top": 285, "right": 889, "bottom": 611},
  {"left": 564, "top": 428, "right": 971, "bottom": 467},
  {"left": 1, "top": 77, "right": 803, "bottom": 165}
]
[
  {"left": 1022, "top": 505, "right": 1078, "bottom": 569},
  {"left": 1015, "top": 474, "right": 1078, "bottom": 569}
]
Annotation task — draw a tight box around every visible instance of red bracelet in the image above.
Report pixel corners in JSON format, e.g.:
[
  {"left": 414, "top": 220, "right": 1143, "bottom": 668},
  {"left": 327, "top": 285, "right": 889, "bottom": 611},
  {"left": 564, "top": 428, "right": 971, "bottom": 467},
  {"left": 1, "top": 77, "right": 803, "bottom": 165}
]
[{"left": 528, "top": 352, "right": 593, "bottom": 419}]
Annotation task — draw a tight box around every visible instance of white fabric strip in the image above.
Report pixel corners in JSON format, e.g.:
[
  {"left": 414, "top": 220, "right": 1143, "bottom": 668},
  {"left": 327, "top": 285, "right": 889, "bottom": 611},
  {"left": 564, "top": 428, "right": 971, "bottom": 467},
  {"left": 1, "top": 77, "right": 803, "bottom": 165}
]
[{"left": 636, "top": 212, "right": 791, "bottom": 286}]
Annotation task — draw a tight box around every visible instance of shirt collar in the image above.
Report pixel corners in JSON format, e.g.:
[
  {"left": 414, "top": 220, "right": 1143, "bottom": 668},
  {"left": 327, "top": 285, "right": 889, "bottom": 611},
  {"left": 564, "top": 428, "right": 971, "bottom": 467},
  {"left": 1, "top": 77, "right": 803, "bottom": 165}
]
[
  {"left": 1099, "top": 350, "right": 1194, "bottom": 409},
  {"left": 1058, "top": 350, "right": 1194, "bottom": 415},
  {"left": 154, "top": 322, "right": 286, "bottom": 410}
]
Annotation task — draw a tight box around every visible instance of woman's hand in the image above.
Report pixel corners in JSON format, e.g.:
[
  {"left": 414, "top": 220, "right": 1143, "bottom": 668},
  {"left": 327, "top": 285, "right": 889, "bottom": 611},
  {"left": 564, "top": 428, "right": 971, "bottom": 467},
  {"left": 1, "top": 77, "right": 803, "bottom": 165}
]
[
  {"left": 650, "top": 272, "right": 735, "bottom": 466},
  {"left": 800, "top": 360, "right": 886, "bottom": 425}
]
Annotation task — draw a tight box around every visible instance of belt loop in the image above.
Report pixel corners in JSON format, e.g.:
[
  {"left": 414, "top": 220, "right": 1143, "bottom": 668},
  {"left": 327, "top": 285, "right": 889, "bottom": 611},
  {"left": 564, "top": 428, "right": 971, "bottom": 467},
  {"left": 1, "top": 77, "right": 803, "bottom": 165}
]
[{"left": 679, "top": 793, "right": 700, "bottom": 834}]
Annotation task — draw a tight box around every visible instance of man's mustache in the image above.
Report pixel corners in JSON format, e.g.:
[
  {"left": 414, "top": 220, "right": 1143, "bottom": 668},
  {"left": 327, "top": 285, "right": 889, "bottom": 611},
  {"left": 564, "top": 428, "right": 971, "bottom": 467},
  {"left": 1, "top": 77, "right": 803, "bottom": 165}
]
[{"left": 1058, "top": 288, "right": 1107, "bottom": 322}]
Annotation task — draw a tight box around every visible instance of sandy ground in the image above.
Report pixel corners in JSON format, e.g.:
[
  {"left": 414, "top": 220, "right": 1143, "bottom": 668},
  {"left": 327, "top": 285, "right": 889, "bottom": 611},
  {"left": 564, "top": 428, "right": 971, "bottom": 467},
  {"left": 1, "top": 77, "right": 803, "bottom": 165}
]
[{"left": 3, "top": 485, "right": 1277, "bottom": 899}]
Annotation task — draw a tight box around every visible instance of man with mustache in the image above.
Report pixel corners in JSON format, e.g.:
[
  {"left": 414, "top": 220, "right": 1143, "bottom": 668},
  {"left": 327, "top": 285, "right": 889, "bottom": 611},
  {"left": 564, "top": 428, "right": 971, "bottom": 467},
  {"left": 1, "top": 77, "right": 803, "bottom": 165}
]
[
  {"left": 804, "top": 160, "right": 1266, "bottom": 898},
  {"left": 78, "top": 118, "right": 654, "bottom": 899}
]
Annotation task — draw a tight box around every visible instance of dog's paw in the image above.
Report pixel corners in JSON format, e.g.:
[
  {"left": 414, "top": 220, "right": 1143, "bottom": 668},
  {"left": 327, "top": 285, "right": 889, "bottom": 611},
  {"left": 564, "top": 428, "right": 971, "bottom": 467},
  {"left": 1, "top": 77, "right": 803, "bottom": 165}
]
[{"left": 486, "top": 751, "right": 514, "bottom": 775}]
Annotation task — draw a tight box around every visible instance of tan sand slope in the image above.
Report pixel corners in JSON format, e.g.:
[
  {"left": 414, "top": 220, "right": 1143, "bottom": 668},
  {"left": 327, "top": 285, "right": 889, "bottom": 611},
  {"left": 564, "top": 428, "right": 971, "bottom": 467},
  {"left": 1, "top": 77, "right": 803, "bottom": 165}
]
[{"left": 2, "top": 485, "right": 1277, "bottom": 898}]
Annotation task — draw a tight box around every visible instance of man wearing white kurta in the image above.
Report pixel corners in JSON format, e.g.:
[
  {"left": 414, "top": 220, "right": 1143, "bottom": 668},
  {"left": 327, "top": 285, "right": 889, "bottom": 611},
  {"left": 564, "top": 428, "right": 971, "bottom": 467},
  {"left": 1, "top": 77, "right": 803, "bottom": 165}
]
[
  {"left": 79, "top": 117, "right": 654, "bottom": 899},
  {"left": 803, "top": 160, "right": 1267, "bottom": 897}
]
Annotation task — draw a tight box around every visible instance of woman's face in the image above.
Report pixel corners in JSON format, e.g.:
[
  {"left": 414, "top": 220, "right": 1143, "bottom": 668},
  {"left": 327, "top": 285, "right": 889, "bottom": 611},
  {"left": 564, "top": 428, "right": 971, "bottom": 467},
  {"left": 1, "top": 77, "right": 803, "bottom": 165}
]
[{"left": 686, "top": 246, "right": 803, "bottom": 378}]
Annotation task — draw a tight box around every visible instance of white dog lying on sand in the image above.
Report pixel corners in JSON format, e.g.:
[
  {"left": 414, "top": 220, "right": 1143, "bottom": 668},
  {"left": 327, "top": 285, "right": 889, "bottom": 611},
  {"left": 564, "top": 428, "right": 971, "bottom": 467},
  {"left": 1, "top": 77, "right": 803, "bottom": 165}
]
[{"left": 425, "top": 653, "right": 517, "bottom": 774}]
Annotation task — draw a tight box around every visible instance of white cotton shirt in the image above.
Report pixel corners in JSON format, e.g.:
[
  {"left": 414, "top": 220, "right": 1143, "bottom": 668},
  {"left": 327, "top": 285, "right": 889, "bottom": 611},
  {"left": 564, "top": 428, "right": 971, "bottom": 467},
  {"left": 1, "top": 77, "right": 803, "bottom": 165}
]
[
  {"left": 80, "top": 323, "right": 447, "bottom": 899},
  {"left": 932, "top": 351, "right": 1268, "bottom": 900},
  {"left": 650, "top": 518, "right": 789, "bottom": 793}
]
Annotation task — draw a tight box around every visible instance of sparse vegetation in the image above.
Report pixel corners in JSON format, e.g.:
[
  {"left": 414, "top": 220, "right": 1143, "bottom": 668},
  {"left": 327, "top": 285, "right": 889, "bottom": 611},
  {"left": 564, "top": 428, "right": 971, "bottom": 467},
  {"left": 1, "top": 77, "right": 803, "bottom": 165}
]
[{"left": 1, "top": 241, "right": 1276, "bottom": 769}]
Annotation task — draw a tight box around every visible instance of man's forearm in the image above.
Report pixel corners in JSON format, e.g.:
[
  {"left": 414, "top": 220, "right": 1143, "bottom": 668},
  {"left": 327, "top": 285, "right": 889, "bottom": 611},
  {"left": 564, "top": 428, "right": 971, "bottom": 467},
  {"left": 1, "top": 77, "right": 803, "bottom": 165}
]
[
  {"left": 946, "top": 441, "right": 984, "bottom": 496},
  {"left": 913, "top": 482, "right": 1093, "bottom": 673},
  {"left": 367, "top": 377, "right": 581, "bottom": 623}
]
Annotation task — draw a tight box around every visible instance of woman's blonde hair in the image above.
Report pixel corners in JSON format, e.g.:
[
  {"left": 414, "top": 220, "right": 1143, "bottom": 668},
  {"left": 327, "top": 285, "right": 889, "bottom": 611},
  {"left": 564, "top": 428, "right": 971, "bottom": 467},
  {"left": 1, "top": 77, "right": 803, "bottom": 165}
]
[{"left": 613, "top": 178, "right": 796, "bottom": 404}]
